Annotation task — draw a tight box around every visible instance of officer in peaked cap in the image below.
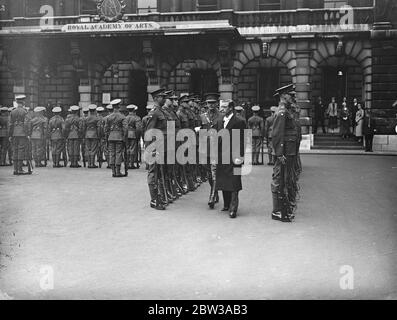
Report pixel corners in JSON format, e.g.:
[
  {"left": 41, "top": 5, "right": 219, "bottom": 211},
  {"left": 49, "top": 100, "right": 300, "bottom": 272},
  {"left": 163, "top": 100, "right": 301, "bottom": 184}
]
[
  {"left": 125, "top": 104, "right": 142, "bottom": 170},
  {"left": 248, "top": 105, "right": 264, "bottom": 165},
  {"left": 82, "top": 105, "right": 89, "bottom": 118},
  {"left": 264, "top": 106, "right": 278, "bottom": 166},
  {"left": 105, "top": 98, "right": 128, "bottom": 177},
  {"left": 30, "top": 106, "right": 48, "bottom": 167},
  {"left": 270, "top": 84, "right": 299, "bottom": 223},
  {"left": 9, "top": 94, "right": 32, "bottom": 175},
  {"left": 235, "top": 105, "right": 246, "bottom": 124},
  {"left": 145, "top": 88, "right": 168, "bottom": 210}
]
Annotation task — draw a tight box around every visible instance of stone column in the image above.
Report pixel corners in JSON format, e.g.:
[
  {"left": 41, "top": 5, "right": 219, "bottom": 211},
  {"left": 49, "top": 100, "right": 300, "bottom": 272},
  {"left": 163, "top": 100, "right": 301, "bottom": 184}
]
[{"left": 219, "top": 84, "right": 234, "bottom": 101}]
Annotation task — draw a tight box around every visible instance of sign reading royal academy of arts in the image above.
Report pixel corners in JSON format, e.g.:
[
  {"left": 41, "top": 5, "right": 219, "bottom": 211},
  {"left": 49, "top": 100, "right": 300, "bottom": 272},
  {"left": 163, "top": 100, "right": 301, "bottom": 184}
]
[{"left": 61, "top": 21, "right": 161, "bottom": 33}]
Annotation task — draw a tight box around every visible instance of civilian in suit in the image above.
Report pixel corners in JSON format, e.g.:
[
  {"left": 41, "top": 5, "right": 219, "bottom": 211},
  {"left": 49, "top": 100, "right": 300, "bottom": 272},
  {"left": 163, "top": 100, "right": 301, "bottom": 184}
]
[
  {"left": 363, "top": 108, "right": 377, "bottom": 152},
  {"left": 215, "top": 101, "right": 247, "bottom": 219}
]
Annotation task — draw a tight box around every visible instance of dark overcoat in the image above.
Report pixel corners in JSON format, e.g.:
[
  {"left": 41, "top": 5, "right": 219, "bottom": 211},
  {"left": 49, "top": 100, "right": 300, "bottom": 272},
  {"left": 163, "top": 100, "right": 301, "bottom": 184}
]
[{"left": 215, "top": 114, "right": 247, "bottom": 192}]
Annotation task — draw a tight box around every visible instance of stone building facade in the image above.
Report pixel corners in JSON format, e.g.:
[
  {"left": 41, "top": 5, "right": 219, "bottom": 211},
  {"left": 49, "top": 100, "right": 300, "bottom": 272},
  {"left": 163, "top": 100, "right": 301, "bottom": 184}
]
[{"left": 0, "top": 0, "right": 396, "bottom": 150}]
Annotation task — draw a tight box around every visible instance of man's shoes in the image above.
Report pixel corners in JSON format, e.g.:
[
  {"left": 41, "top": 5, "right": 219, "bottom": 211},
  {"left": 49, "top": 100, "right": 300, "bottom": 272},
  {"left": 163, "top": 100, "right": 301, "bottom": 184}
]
[
  {"left": 229, "top": 211, "right": 237, "bottom": 219},
  {"left": 271, "top": 212, "right": 282, "bottom": 221},
  {"left": 221, "top": 207, "right": 229, "bottom": 212},
  {"left": 150, "top": 200, "right": 165, "bottom": 211}
]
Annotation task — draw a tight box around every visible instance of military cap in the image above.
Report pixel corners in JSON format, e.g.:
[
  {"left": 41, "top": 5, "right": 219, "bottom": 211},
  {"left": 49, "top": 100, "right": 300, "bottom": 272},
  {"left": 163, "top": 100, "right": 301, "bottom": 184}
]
[
  {"left": 274, "top": 84, "right": 295, "bottom": 97},
  {"left": 97, "top": 107, "right": 105, "bottom": 112},
  {"left": 15, "top": 94, "right": 26, "bottom": 101},
  {"left": 187, "top": 95, "right": 196, "bottom": 102},
  {"left": 88, "top": 104, "right": 97, "bottom": 111},
  {"left": 82, "top": 106, "right": 89, "bottom": 113},
  {"left": 270, "top": 106, "right": 278, "bottom": 112},
  {"left": 150, "top": 88, "right": 167, "bottom": 98},
  {"left": 110, "top": 99, "right": 122, "bottom": 106},
  {"left": 34, "top": 106, "right": 46, "bottom": 113},
  {"left": 252, "top": 105, "right": 260, "bottom": 112},
  {"left": 8, "top": 106, "right": 16, "bottom": 111},
  {"left": 70, "top": 105, "right": 80, "bottom": 111},
  {"left": 164, "top": 90, "right": 173, "bottom": 98},
  {"left": 126, "top": 104, "right": 138, "bottom": 111},
  {"left": 106, "top": 104, "right": 113, "bottom": 110},
  {"left": 179, "top": 94, "right": 190, "bottom": 103},
  {"left": 205, "top": 93, "right": 220, "bottom": 103},
  {"left": 0, "top": 106, "right": 8, "bottom": 112},
  {"left": 146, "top": 105, "right": 154, "bottom": 110},
  {"left": 235, "top": 105, "right": 243, "bottom": 111},
  {"left": 52, "top": 106, "right": 62, "bottom": 113},
  {"left": 169, "top": 93, "right": 179, "bottom": 99}
]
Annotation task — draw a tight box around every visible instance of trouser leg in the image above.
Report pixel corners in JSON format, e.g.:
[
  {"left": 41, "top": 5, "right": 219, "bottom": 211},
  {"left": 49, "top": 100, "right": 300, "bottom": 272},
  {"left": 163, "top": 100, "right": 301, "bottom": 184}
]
[
  {"left": 230, "top": 191, "right": 239, "bottom": 213},
  {"left": 222, "top": 191, "right": 231, "bottom": 209}
]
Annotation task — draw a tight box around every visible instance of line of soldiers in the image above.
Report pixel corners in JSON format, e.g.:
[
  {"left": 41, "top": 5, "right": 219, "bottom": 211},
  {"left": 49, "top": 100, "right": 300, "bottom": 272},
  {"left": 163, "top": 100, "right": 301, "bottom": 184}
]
[{"left": 0, "top": 95, "right": 143, "bottom": 176}]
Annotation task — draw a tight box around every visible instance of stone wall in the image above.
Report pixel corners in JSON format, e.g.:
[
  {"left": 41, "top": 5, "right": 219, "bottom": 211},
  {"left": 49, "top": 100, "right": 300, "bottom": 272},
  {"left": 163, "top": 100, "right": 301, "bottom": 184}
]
[
  {"left": 0, "top": 65, "right": 14, "bottom": 107},
  {"left": 102, "top": 62, "right": 132, "bottom": 106},
  {"left": 38, "top": 64, "right": 79, "bottom": 107},
  {"left": 372, "top": 135, "right": 397, "bottom": 152}
]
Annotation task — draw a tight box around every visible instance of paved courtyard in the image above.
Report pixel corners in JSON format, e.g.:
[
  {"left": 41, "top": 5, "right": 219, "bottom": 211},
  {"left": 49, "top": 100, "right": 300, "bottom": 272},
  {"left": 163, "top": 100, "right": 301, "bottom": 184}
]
[{"left": 0, "top": 154, "right": 396, "bottom": 300}]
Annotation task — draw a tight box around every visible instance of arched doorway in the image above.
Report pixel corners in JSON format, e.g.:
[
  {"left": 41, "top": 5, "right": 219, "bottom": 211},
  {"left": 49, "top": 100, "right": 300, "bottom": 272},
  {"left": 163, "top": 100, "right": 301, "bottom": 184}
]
[
  {"left": 129, "top": 70, "right": 148, "bottom": 118},
  {"left": 168, "top": 59, "right": 220, "bottom": 97}
]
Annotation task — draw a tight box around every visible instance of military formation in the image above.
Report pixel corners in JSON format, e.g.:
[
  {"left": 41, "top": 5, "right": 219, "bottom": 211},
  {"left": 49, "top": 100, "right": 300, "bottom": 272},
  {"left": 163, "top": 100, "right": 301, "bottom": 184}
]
[{"left": 1, "top": 84, "right": 302, "bottom": 222}]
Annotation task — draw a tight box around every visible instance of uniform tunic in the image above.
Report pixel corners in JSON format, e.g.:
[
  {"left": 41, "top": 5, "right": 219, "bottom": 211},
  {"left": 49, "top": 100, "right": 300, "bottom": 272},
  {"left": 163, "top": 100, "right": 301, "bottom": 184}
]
[
  {"left": 125, "top": 114, "right": 142, "bottom": 162},
  {"left": 83, "top": 115, "right": 101, "bottom": 157},
  {"left": 8, "top": 106, "right": 28, "bottom": 161},
  {"left": 105, "top": 111, "right": 127, "bottom": 166},
  {"left": 48, "top": 115, "right": 65, "bottom": 158},
  {"left": 0, "top": 112, "right": 9, "bottom": 165},
  {"left": 248, "top": 114, "right": 264, "bottom": 161},
  {"left": 64, "top": 114, "right": 83, "bottom": 160},
  {"left": 29, "top": 115, "right": 48, "bottom": 162}
]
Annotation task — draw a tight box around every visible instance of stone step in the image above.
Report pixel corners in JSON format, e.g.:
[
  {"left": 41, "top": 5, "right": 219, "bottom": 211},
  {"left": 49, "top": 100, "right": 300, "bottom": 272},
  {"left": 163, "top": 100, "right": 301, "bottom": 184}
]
[{"left": 312, "top": 145, "right": 364, "bottom": 150}]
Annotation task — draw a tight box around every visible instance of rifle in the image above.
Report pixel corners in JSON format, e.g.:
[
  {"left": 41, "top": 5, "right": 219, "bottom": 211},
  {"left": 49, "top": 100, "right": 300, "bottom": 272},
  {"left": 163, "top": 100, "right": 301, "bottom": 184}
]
[
  {"left": 261, "top": 137, "right": 264, "bottom": 165},
  {"left": 278, "top": 159, "right": 294, "bottom": 222},
  {"left": 62, "top": 139, "right": 68, "bottom": 167},
  {"left": 44, "top": 137, "right": 48, "bottom": 167},
  {"left": 159, "top": 164, "right": 168, "bottom": 205}
]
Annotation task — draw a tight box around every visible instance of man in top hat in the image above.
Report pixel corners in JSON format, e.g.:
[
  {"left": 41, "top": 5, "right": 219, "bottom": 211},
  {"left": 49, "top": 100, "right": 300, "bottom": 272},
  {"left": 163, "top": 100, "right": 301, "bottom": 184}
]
[
  {"left": 271, "top": 84, "right": 299, "bottom": 222},
  {"left": 264, "top": 106, "right": 278, "bottom": 166},
  {"left": 200, "top": 93, "right": 221, "bottom": 208},
  {"left": 48, "top": 106, "right": 65, "bottom": 167},
  {"left": 105, "top": 99, "right": 128, "bottom": 177},
  {"left": 83, "top": 104, "right": 101, "bottom": 168},
  {"left": 64, "top": 105, "right": 83, "bottom": 168},
  {"left": 248, "top": 105, "right": 264, "bottom": 165},
  {"left": 0, "top": 106, "right": 10, "bottom": 166},
  {"left": 363, "top": 107, "right": 377, "bottom": 152},
  {"left": 8, "top": 95, "right": 32, "bottom": 175},
  {"left": 214, "top": 100, "right": 247, "bottom": 219},
  {"left": 28, "top": 106, "right": 48, "bottom": 167},
  {"left": 145, "top": 89, "right": 168, "bottom": 210},
  {"left": 125, "top": 104, "right": 142, "bottom": 170}
]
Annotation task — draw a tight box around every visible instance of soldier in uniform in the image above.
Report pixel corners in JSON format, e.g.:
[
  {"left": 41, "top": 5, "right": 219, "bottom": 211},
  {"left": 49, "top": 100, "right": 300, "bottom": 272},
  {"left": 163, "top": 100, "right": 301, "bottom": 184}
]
[
  {"left": 105, "top": 99, "right": 128, "bottom": 178},
  {"left": 0, "top": 106, "right": 10, "bottom": 166},
  {"left": 48, "top": 106, "right": 65, "bottom": 168},
  {"left": 29, "top": 106, "right": 48, "bottom": 167},
  {"left": 64, "top": 105, "right": 83, "bottom": 168},
  {"left": 248, "top": 105, "right": 264, "bottom": 165},
  {"left": 96, "top": 106, "right": 106, "bottom": 168},
  {"left": 264, "top": 107, "right": 277, "bottom": 166},
  {"left": 82, "top": 106, "right": 89, "bottom": 118},
  {"left": 200, "top": 93, "right": 221, "bottom": 209},
  {"left": 8, "top": 95, "right": 32, "bottom": 175},
  {"left": 145, "top": 89, "right": 168, "bottom": 210},
  {"left": 235, "top": 105, "right": 247, "bottom": 125},
  {"left": 125, "top": 104, "right": 142, "bottom": 170},
  {"left": 83, "top": 104, "right": 101, "bottom": 169},
  {"left": 271, "top": 84, "right": 299, "bottom": 222}
]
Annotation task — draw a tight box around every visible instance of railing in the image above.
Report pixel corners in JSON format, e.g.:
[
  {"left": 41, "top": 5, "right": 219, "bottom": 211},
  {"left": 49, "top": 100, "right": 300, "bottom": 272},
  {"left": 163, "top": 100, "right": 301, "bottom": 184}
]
[{"left": 0, "top": 7, "right": 374, "bottom": 30}]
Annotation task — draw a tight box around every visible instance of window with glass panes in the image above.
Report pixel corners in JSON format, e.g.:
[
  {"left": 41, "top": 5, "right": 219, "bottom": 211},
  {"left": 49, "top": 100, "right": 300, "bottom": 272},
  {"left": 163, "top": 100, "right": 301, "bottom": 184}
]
[
  {"left": 25, "top": 0, "right": 55, "bottom": 17},
  {"left": 137, "top": 0, "right": 157, "bottom": 13},
  {"left": 258, "top": 0, "right": 280, "bottom": 10},
  {"left": 80, "top": 0, "right": 98, "bottom": 15},
  {"left": 197, "top": 0, "right": 217, "bottom": 11}
]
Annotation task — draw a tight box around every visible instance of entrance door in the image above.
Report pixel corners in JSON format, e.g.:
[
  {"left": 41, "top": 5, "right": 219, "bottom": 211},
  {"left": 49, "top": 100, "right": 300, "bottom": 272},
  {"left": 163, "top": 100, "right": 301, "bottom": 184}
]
[
  {"left": 323, "top": 67, "right": 347, "bottom": 104},
  {"left": 128, "top": 70, "right": 148, "bottom": 118},
  {"left": 258, "top": 68, "right": 280, "bottom": 108},
  {"left": 189, "top": 69, "right": 218, "bottom": 98}
]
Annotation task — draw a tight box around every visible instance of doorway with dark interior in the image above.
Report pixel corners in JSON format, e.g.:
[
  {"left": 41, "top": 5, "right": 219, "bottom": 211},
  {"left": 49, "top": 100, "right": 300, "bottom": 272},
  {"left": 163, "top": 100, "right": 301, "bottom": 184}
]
[
  {"left": 128, "top": 70, "right": 148, "bottom": 119},
  {"left": 189, "top": 69, "right": 219, "bottom": 99}
]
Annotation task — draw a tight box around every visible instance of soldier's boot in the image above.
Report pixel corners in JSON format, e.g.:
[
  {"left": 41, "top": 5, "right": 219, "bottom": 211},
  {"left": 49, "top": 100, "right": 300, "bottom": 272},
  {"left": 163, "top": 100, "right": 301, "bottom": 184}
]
[
  {"left": 53, "top": 155, "right": 57, "bottom": 168},
  {"left": 111, "top": 165, "right": 116, "bottom": 177},
  {"left": 115, "top": 165, "right": 123, "bottom": 178},
  {"left": 149, "top": 185, "right": 165, "bottom": 211},
  {"left": 271, "top": 192, "right": 282, "bottom": 221},
  {"left": 92, "top": 156, "right": 98, "bottom": 168},
  {"left": 17, "top": 160, "right": 27, "bottom": 175},
  {"left": 13, "top": 161, "right": 18, "bottom": 175}
]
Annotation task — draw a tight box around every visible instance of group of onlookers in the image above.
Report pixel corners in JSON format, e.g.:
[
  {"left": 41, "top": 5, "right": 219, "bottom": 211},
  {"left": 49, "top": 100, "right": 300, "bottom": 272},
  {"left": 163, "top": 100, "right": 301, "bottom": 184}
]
[{"left": 312, "top": 96, "right": 376, "bottom": 151}]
